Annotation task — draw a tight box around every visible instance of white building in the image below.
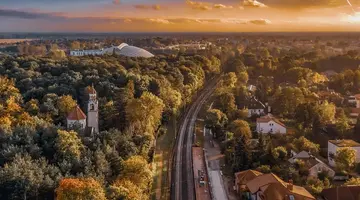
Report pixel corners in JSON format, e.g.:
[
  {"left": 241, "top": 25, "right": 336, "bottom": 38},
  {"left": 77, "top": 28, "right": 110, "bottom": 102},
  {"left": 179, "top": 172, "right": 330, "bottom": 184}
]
[
  {"left": 66, "top": 105, "right": 87, "bottom": 130},
  {"left": 256, "top": 114, "right": 286, "bottom": 134},
  {"left": 70, "top": 43, "right": 154, "bottom": 58},
  {"left": 328, "top": 140, "right": 360, "bottom": 167},
  {"left": 246, "top": 97, "right": 267, "bottom": 118},
  {"left": 66, "top": 85, "right": 99, "bottom": 133},
  {"left": 348, "top": 94, "right": 360, "bottom": 108},
  {"left": 289, "top": 151, "right": 335, "bottom": 178}
]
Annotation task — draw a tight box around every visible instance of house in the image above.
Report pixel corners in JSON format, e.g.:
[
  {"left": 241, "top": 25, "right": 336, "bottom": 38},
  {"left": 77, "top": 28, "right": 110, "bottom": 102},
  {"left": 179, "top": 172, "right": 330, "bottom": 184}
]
[
  {"left": 67, "top": 86, "right": 99, "bottom": 133},
  {"left": 328, "top": 140, "right": 360, "bottom": 167},
  {"left": 247, "top": 97, "right": 266, "bottom": 117},
  {"left": 321, "top": 186, "right": 360, "bottom": 200},
  {"left": 350, "top": 108, "right": 360, "bottom": 125},
  {"left": 289, "top": 151, "right": 335, "bottom": 178},
  {"left": 348, "top": 94, "right": 360, "bottom": 108},
  {"left": 237, "top": 171, "right": 315, "bottom": 200},
  {"left": 256, "top": 114, "right": 286, "bottom": 134},
  {"left": 234, "top": 170, "right": 263, "bottom": 194}
]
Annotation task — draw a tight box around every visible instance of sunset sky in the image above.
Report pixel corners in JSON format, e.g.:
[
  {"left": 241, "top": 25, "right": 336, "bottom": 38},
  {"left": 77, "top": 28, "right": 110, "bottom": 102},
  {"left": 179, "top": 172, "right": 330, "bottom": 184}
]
[{"left": 0, "top": 0, "right": 360, "bottom": 32}]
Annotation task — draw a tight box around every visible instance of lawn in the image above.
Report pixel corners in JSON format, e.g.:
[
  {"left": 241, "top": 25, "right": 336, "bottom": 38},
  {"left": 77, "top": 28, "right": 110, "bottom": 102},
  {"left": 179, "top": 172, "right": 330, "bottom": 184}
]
[{"left": 152, "top": 117, "right": 177, "bottom": 200}]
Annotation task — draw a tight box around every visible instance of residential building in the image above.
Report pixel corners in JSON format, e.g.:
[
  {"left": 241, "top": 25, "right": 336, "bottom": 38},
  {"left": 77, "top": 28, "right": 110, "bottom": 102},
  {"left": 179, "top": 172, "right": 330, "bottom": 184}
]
[
  {"left": 234, "top": 171, "right": 315, "bottom": 200},
  {"left": 247, "top": 97, "right": 266, "bottom": 117},
  {"left": 348, "top": 94, "right": 360, "bottom": 108},
  {"left": 234, "top": 170, "right": 263, "bottom": 194},
  {"left": 321, "top": 186, "right": 360, "bottom": 200},
  {"left": 350, "top": 108, "right": 360, "bottom": 125},
  {"left": 256, "top": 114, "right": 286, "bottom": 134},
  {"left": 328, "top": 140, "right": 360, "bottom": 167},
  {"left": 288, "top": 151, "right": 335, "bottom": 178},
  {"left": 67, "top": 85, "right": 99, "bottom": 133}
]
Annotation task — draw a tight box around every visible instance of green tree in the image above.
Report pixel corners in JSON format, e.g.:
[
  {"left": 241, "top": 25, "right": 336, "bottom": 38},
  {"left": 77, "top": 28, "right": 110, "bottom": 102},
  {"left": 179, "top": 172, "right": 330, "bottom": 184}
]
[
  {"left": 205, "top": 109, "right": 228, "bottom": 129},
  {"left": 271, "top": 146, "right": 287, "bottom": 161},
  {"left": 232, "top": 136, "right": 252, "bottom": 172}
]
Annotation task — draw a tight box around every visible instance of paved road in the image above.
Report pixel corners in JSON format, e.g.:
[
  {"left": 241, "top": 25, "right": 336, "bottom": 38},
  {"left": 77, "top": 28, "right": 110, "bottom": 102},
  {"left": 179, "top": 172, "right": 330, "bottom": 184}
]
[{"left": 171, "top": 77, "right": 219, "bottom": 200}]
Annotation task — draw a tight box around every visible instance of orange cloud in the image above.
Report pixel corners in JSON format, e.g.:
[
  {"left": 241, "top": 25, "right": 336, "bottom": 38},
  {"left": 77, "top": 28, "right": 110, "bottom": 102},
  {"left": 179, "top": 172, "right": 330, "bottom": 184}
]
[
  {"left": 249, "top": 19, "right": 271, "bottom": 25},
  {"left": 134, "top": 4, "right": 162, "bottom": 10},
  {"left": 243, "top": 0, "right": 267, "bottom": 8}
]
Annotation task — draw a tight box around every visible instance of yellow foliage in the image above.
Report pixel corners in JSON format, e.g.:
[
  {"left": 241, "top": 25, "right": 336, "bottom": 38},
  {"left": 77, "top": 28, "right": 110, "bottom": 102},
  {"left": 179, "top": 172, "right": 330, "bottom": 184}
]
[
  {"left": 57, "top": 95, "right": 77, "bottom": 116},
  {"left": 110, "top": 179, "right": 147, "bottom": 200},
  {"left": 56, "top": 178, "right": 106, "bottom": 200},
  {"left": 120, "top": 155, "right": 152, "bottom": 191},
  {"left": 56, "top": 130, "right": 83, "bottom": 160}
]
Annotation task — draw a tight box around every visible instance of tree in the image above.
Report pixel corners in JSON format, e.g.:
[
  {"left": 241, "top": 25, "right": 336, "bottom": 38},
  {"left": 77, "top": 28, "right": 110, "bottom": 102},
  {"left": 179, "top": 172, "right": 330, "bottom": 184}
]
[
  {"left": 57, "top": 95, "right": 77, "bottom": 117},
  {"left": 125, "top": 92, "right": 165, "bottom": 136},
  {"left": 292, "top": 136, "right": 320, "bottom": 154},
  {"left": 55, "top": 178, "right": 106, "bottom": 200},
  {"left": 237, "top": 72, "right": 249, "bottom": 85},
  {"left": 107, "top": 179, "right": 145, "bottom": 200},
  {"left": 335, "top": 148, "right": 356, "bottom": 172},
  {"left": 344, "top": 177, "right": 360, "bottom": 186},
  {"left": 229, "top": 120, "right": 252, "bottom": 139},
  {"left": 233, "top": 136, "right": 252, "bottom": 172},
  {"left": 205, "top": 109, "right": 228, "bottom": 129},
  {"left": 55, "top": 130, "right": 83, "bottom": 161},
  {"left": 70, "top": 41, "right": 81, "bottom": 50},
  {"left": 214, "top": 91, "right": 237, "bottom": 116},
  {"left": 271, "top": 87, "right": 305, "bottom": 117},
  {"left": 271, "top": 146, "right": 287, "bottom": 161},
  {"left": 120, "top": 156, "right": 152, "bottom": 191},
  {"left": 220, "top": 72, "right": 237, "bottom": 89}
]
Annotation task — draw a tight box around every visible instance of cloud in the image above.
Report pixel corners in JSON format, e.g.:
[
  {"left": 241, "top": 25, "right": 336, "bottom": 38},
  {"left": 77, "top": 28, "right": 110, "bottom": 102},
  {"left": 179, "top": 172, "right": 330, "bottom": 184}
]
[
  {"left": 243, "top": 0, "right": 267, "bottom": 8},
  {"left": 124, "top": 18, "right": 132, "bottom": 23},
  {"left": 0, "top": 8, "right": 63, "bottom": 19},
  {"left": 134, "top": 4, "right": 162, "bottom": 10},
  {"left": 249, "top": 19, "right": 271, "bottom": 25},
  {"left": 146, "top": 18, "right": 173, "bottom": 24},
  {"left": 213, "top": 4, "right": 234, "bottom": 9},
  {"left": 264, "top": 0, "right": 360, "bottom": 9},
  {"left": 186, "top": 0, "right": 212, "bottom": 10}
]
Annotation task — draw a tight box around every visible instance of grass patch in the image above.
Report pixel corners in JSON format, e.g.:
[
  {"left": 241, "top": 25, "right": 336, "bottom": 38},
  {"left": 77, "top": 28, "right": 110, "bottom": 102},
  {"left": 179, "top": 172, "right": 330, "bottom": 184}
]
[{"left": 151, "top": 117, "right": 177, "bottom": 200}]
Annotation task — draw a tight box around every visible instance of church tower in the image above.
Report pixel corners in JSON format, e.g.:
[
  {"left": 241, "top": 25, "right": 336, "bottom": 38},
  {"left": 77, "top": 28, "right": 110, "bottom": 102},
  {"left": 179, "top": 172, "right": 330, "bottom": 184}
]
[{"left": 86, "top": 85, "right": 99, "bottom": 133}]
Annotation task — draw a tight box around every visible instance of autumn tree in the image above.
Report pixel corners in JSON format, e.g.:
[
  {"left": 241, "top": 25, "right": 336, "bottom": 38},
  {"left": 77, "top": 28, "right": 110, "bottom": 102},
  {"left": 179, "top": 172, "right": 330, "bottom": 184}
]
[
  {"left": 107, "top": 179, "right": 145, "bottom": 200},
  {"left": 335, "top": 148, "right": 356, "bottom": 172},
  {"left": 56, "top": 178, "right": 106, "bottom": 200},
  {"left": 55, "top": 130, "right": 83, "bottom": 161},
  {"left": 119, "top": 155, "right": 152, "bottom": 192},
  {"left": 205, "top": 109, "right": 228, "bottom": 129},
  {"left": 345, "top": 177, "right": 360, "bottom": 186},
  {"left": 229, "top": 120, "right": 252, "bottom": 139},
  {"left": 57, "top": 95, "right": 77, "bottom": 117},
  {"left": 125, "top": 92, "right": 165, "bottom": 136},
  {"left": 292, "top": 136, "right": 320, "bottom": 154}
]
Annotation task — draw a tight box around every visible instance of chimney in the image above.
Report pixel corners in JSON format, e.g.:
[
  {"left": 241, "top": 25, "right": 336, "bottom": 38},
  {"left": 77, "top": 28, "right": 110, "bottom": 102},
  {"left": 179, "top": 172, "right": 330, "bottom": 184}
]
[{"left": 287, "top": 180, "right": 293, "bottom": 191}]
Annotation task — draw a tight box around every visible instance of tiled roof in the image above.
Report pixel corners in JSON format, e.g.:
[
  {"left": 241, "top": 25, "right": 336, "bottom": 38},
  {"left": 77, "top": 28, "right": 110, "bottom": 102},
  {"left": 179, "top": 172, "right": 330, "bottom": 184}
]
[
  {"left": 321, "top": 186, "right": 360, "bottom": 200},
  {"left": 351, "top": 108, "right": 360, "bottom": 114},
  {"left": 246, "top": 172, "right": 315, "bottom": 200},
  {"left": 235, "top": 170, "right": 263, "bottom": 185},
  {"left": 355, "top": 94, "right": 360, "bottom": 100},
  {"left": 67, "top": 105, "right": 86, "bottom": 120},
  {"left": 256, "top": 114, "right": 286, "bottom": 128},
  {"left": 328, "top": 140, "right": 360, "bottom": 147}
]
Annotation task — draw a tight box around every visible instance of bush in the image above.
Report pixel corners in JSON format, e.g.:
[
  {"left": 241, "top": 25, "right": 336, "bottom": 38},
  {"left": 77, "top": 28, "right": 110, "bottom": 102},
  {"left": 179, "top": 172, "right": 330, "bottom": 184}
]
[{"left": 256, "top": 165, "right": 271, "bottom": 173}]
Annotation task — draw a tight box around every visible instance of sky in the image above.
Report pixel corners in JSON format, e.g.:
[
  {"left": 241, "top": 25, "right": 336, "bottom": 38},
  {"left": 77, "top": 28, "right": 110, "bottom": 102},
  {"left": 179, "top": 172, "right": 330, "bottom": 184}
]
[{"left": 0, "top": 0, "right": 360, "bottom": 32}]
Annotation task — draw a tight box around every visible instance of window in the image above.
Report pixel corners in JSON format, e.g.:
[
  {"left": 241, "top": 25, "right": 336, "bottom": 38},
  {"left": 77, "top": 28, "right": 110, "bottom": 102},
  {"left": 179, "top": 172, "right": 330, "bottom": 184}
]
[{"left": 90, "top": 104, "right": 95, "bottom": 111}]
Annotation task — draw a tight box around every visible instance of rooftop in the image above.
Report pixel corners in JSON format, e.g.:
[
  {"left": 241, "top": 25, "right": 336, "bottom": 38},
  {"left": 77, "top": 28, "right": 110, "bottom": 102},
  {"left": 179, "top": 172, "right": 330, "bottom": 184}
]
[
  {"left": 329, "top": 140, "right": 360, "bottom": 147},
  {"left": 256, "top": 114, "right": 286, "bottom": 127},
  {"left": 67, "top": 105, "right": 87, "bottom": 120},
  {"left": 321, "top": 186, "right": 360, "bottom": 200}
]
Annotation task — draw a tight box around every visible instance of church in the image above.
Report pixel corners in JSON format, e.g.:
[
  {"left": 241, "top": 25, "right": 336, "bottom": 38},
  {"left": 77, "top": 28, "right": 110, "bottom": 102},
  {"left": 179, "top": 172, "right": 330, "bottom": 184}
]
[{"left": 66, "top": 85, "right": 99, "bottom": 133}]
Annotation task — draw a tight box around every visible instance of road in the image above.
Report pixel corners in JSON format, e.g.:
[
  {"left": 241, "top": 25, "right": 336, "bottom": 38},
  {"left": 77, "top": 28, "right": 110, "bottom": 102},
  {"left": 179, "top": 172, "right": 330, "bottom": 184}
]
[{"left": 171, "top": 77, "right": 219, "bottom": 200}]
